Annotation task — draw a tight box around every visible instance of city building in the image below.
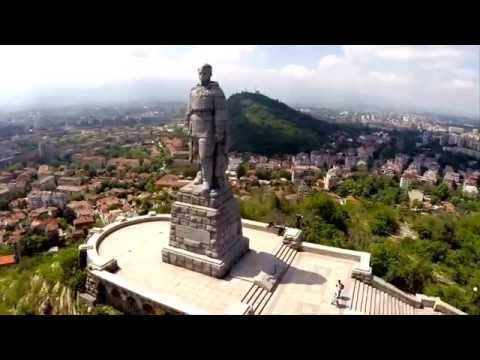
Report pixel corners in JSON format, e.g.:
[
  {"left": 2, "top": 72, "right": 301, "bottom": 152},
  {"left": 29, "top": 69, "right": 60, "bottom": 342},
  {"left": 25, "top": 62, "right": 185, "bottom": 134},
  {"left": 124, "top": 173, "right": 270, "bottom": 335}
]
[
  {"left": 291, "top": 165, "right": 318, "bottom": 186},
  {"left": 227, "top": 156, "right": 243, "bottom": 174},
  {"left": 38, "top": 165, "right": 54, "bottom": 179},
  {"left": 57, "top": 177, "right": 84, "bottom": 186},
  {"left": 26, "top": 191, "right": 68, "bottom": 209},
  {"left": 408, "top": 189, "right": 424, "bottom": 206},
  {"left": 400, "top": 173, "right": 416, "bottom": 189},
  {"left": 56, "top": 185, "right": 87, "bottom": 198},
  {"left": 420, "top": 170, "right": 438, "bottom": 185},
  {"left": 463, "top": 178, "right": 479, "bottom": 197},
  {"left": 324, "top": 166, "right": 340, "bottom": 191},
  {"left": 72, "top": 154, "right": 106, "bottom": 168},
  {"left": 32, "top": 175, "right": 56, "bottom": 191},
  {"left": 443, "top": 170, "right": 461, "bottom": 188}
]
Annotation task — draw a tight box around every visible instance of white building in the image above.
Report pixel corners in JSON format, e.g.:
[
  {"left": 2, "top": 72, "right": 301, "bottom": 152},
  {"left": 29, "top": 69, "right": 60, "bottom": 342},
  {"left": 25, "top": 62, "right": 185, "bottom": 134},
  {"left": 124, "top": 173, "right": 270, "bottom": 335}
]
[
  {"left": 27, "top": 191, "right": 68, "bottom": 209},
  {"left": 463, "top": 183, "right": 479, "bottom": 196},
  {"left": 324, "top": 167, "right": 340, "bottom": 191}
]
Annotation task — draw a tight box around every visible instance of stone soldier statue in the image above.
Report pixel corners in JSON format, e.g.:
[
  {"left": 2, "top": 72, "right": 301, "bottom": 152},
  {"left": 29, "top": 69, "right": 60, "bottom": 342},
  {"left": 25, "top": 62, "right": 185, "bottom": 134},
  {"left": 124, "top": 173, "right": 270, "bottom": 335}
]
[
  {"left": 164, "top": 65, "right": 249, "bottom": 278},
  {"left": 186, "top": 64, "right": 229, "bottom": 191}
]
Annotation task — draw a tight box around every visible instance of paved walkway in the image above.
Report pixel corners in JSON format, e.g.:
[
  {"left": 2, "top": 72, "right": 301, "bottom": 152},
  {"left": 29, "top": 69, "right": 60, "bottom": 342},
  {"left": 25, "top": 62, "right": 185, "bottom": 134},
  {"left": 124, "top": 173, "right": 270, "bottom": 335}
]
[
  {"left": 98, "top": 220, "right": 360, "bottom": 314},
  {"left": 262, "top": 252, "right": 356, "bottom": 315}
]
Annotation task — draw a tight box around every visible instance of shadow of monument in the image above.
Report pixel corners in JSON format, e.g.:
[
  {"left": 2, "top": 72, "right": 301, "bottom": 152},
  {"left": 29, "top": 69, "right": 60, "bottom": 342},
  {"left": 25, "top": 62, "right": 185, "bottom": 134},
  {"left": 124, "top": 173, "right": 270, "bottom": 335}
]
[{"left": 229, "top": 249, "right": 327, "bottom": 286}]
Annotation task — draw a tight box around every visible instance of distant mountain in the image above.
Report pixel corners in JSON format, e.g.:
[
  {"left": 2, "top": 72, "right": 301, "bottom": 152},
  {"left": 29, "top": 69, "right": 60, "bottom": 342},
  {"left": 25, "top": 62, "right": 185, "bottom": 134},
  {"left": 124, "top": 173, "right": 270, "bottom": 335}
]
[
  {"left": 0, "top": 78, "right": 189, "bottom": 113},
  {"left": 227, "top": 92, "right": 336, "bottom": 154}
]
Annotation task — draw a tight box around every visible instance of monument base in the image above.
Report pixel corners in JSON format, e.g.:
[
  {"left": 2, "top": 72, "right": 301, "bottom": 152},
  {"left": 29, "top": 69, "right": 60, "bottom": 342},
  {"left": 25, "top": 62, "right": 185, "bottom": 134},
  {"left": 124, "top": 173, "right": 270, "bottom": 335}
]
[
  {"left": 162, "top": 235, "right": 249, "bottom": 278},
  {"left": 162, "top": 183, "right": 249, "bottom": 278}
]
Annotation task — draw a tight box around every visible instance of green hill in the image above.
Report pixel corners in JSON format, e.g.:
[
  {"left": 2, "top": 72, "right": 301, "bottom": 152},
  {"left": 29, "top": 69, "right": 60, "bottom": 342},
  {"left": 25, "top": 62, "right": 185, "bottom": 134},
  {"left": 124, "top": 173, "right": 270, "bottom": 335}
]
[{"left": 227, "top": 92, "right": 336, "bottom": 154}]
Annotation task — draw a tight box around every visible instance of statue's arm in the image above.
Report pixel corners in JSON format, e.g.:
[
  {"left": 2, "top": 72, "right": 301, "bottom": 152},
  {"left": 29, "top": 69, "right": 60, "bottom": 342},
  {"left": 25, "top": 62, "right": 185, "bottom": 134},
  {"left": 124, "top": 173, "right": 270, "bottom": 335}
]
[
  {"left": 185, "top": 94, "right": 192, "bottom": 131},
  {"left": 213, "top": 91, "right": 227, "bottom": 144}
]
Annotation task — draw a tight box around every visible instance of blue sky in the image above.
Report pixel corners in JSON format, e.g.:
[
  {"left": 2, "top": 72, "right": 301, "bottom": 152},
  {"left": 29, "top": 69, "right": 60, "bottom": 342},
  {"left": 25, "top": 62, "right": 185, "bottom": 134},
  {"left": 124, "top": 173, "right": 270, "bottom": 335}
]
[{"left": 0, "top": 45, "right": 478, "bottom": 118}]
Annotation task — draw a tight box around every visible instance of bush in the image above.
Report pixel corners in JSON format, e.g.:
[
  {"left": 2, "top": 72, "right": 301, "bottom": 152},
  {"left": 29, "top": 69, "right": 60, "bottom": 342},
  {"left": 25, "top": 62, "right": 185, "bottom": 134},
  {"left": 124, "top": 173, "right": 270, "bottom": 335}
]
[
  {"left": 370, "top": 241, "right": 400, "bottom": 277},
  {"left": 0, "top": 198, "right": 9, "bottom": 211},
  {"left": 386, "top": 258, "right": 433, "bottom": 293},
  {"left": 255, "top": 168, "right": 272, "bottom": 181},
  {"left": 370, "top": 211, "right": 398, "bottom": 237},
  {"left": 19, "top": 234, "right": 55, "bottom": 257},
  {"left": 61, "top": 207, "right": 76, "bottom": 224},
  {"left": 0, "top": 244, "right": 13, "bottom": 256},
  {"left": 299, "top": 192, "right": 348, "bottom": 231},
  {"left": 92, "top": 305, "right": 123, "bottom": 315},
  {"left": 271, "top": 169, "right": 291, "bottom": 180},
  {"left": 237, "top": 162, "right": 247, "bottom": 178},
  {"left": 370, "top": 241, "right": 433, "bottom": 293},
  {"left": 58, "top": 247, "right": 86, "bottom": 291}
]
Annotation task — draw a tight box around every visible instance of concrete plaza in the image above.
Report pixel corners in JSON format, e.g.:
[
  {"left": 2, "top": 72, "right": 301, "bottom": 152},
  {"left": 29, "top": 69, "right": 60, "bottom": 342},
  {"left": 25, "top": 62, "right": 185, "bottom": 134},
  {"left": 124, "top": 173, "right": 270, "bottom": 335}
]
[{"left": 97, "top": 219, "right": 356, "bottom": 314}]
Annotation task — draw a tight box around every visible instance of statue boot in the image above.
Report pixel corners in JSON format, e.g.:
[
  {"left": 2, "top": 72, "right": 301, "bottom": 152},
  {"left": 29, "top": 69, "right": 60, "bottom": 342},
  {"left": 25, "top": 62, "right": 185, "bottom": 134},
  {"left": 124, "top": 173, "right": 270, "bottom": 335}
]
[
  {"left": 193, "top": 170, "right": 202, "bottom": 185},
  {"left": 200, "top": 156, "right": 214, "bottom": 192}
]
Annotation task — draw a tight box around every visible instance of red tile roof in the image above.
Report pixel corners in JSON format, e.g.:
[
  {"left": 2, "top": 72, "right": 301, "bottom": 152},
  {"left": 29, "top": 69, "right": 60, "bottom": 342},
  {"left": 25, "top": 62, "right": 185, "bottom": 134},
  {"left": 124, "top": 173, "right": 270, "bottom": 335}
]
[
  {"left": 0, "top": 255, "right": 16, "bottom": 266},
  {"left": 155, "top": 175, "right": 189, "bottom": 189},
  {"left": 73, "top": 215, "right": 95, "bottom": 226}
]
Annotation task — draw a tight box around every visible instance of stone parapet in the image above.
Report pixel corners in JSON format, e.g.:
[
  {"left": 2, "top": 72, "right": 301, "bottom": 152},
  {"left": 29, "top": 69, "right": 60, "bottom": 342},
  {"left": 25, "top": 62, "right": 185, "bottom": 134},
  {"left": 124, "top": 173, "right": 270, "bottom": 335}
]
[
  {"left": 370, "top": 275, "right": 420, "bottom": 308},
  {"left": 415, "top": 294, "right": 466, "bottom": 315},
  {"left": 301, "top": 242, "right": 372, "bottom": 274}
]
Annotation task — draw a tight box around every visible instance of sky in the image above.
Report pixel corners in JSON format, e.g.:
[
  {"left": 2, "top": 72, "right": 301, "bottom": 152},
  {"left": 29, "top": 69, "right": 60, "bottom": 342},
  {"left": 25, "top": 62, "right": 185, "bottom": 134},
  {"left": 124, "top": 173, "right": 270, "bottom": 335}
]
[{"left": 0, "top": 45, "right": 478, "bottom": 118}]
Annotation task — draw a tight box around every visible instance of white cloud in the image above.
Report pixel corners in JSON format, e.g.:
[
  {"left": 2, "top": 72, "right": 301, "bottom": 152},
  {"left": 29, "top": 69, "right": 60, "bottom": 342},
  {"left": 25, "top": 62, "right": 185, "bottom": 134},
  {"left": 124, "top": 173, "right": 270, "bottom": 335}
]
[
  {"left": 450, "top": 79, "right": 476, "bottom": 89},
  {"left": 343, "top": 45, "right": 467, "bottom": 62},
  {"left": 280, "top": 64, "right": 310, "bottom": 78},
  {"left": 318, "top": 55, "right": 344, "bottom": 67},
  {"left": 0, "top": 45, "right": 477, "bottom": 118},
  {"left": 261, "top": 46, "right": 479, "bottom": 117}
]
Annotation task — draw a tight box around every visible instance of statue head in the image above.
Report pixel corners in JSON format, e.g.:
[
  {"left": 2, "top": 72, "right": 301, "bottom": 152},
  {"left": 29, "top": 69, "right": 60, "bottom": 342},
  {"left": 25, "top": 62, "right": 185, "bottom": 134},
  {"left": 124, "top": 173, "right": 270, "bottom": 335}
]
[{"left": 198, "top": 64, "right": 212, "bottom": 85}]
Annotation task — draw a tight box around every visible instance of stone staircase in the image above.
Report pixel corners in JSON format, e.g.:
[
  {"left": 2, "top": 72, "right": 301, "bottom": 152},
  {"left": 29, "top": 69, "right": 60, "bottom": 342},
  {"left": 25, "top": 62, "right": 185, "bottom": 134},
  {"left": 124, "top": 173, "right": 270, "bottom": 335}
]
[
  {"left": 349, "top": 278, "right": 417, "bottom": 315},
  {"left": 241, "top": 244, "right": 297, "bottom": 315}
]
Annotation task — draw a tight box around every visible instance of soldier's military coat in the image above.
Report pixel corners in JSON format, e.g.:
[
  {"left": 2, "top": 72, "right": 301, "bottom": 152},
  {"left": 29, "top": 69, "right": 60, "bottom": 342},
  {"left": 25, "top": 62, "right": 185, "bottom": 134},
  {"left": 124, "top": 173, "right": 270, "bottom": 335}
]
[{"left": 188, "top": 81, "right": 227, "bottom": 143}]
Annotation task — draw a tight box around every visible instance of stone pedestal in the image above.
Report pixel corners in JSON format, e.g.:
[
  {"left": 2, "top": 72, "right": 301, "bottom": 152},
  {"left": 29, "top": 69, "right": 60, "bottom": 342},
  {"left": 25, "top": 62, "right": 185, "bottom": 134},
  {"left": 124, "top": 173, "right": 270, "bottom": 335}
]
[{"left": 162, "top": 183, "right": 249, "bottom": 278}]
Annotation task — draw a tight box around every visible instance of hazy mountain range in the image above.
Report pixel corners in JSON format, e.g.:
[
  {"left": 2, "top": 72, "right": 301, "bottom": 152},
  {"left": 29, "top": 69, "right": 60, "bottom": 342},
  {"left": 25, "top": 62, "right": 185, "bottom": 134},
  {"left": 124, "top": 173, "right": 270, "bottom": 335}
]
[{"left": 0, "top": 78, "right": 478, "bottom": 122}]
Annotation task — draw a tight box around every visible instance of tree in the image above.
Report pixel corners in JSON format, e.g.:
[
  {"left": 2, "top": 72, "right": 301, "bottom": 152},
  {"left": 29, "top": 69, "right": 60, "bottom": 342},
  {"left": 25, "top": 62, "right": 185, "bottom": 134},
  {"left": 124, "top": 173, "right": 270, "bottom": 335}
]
[
  {"left": 61, "top": 207, "right": 76, "bottom": 224},
  {"left": 92, "top": 305, "right": 123, "bottom": 315},
  {"left": 432, "top": 183, "right": 450, "bottom": 202},
  {"left": 370, "top": 241, "right": 433, "bottom": 293},
  {"left": 370, "top": 241, "right": 400, "bottom": 277},
  {"left": 0, "top": 198, "right": 8, "bottom": 211},
  {"left": 0, "top": 244, "right": 13, "bottom": 256},
  {"left": 386, "top": 257, "right": 433, "bottom": 293},
  {"left": 299, "top": 192, "right": 348, "bottom": 232},
  {"left": 58, "top": 247, "right": 86, "bottom": 291},
  {"left": 58, "top": 217, "right": 69, "bottom": 231},
  {"left": 19, "top": 234, "right": 54, "bottom": 256},
  {"left": 271, "top": 169, "right": 290, "bottom": 180},
  {"left": 370, "top": 210, "right": 398, "bottom": 237},
  {"left": 237, "top": 162, "right": 247, "bottom": 178},
  {"left": 146, "top": 180, "right": 156, "bottom": 194},
  {"left": 106, "top": 164, "right": 116, "bottom": 173},
  {"left": 255, "top": 168, "right": 272, "bottom": 180}
]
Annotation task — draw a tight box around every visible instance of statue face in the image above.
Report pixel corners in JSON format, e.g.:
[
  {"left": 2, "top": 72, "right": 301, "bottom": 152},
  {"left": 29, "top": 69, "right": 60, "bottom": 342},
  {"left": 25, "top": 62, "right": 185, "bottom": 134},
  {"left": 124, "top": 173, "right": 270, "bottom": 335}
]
[{"left": 198, "top": 66, "right": 212, "bottom": 85}]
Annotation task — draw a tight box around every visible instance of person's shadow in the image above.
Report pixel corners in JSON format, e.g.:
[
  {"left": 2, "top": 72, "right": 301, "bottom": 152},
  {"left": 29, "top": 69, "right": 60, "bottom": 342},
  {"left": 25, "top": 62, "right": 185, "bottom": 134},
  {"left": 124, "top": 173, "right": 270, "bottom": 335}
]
[{"left": 334, "top": 296, "right": 351, "bottom": 309}]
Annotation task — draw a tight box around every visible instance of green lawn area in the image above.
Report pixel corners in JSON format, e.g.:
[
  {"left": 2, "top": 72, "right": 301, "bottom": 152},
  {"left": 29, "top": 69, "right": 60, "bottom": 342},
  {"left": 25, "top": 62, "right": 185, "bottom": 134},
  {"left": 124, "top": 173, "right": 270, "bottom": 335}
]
[{"left": 0, "top": 246, "right": 85, "bottom": 314}]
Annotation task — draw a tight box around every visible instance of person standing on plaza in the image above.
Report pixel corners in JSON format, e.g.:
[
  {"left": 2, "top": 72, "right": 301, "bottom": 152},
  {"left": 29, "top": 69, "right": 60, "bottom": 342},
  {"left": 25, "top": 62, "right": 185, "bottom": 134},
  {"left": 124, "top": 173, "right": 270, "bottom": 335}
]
[{"left": 332, "top": 280, "right": 345, "bottom": 306}]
